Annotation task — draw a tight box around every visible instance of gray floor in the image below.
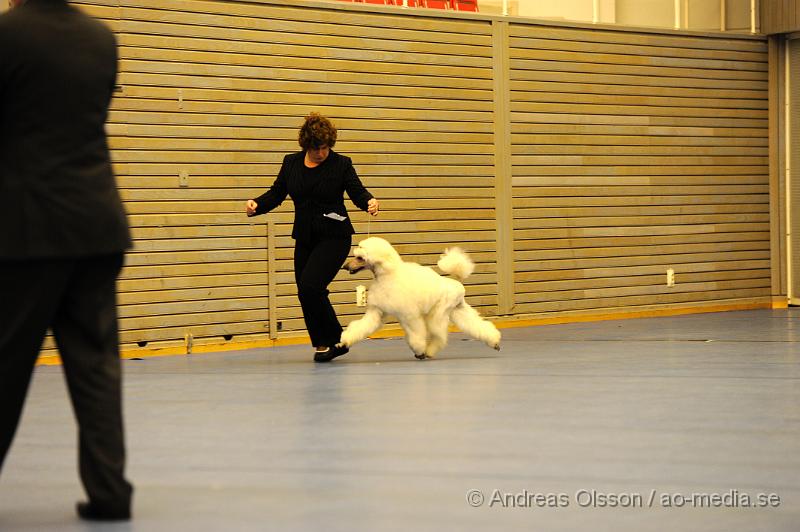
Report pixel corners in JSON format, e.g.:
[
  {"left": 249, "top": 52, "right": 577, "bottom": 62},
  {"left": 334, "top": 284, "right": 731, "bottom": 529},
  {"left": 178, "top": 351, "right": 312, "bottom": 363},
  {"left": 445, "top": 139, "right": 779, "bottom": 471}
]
[{"left": 1, "top": 308, "right": 798, "bottom": 531}]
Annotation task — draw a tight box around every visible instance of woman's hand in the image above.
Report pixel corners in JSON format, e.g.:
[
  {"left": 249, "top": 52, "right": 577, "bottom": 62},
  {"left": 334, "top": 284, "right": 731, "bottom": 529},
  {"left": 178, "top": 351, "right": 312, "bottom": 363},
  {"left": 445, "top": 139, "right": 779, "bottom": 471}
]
[
  {"left": 367, "top": 198, "right": 379, "bottom": 216},
  {"left": 246, "top": 199, "right": 258, "bottom": 217}
]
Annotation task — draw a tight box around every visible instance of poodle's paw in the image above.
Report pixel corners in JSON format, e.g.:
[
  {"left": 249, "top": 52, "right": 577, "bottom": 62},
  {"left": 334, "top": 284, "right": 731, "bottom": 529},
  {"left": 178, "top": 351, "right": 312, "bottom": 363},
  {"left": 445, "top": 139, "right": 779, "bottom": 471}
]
[
  {"left": 414, "top": 353, "right": 431, "bottom": 360},
  {"left": 487, "top": 329, "right": 502, "bottom": 351},
  {"left": 339, "top": 330, "right": 355, "bottom": 348}
]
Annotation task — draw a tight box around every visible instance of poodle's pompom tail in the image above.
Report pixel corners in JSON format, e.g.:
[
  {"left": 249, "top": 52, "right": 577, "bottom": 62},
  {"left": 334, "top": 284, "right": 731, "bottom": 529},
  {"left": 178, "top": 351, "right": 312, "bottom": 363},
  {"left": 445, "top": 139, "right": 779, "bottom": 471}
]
[{"left": 437, "top": 247, "right": 474, "bottom": 280}]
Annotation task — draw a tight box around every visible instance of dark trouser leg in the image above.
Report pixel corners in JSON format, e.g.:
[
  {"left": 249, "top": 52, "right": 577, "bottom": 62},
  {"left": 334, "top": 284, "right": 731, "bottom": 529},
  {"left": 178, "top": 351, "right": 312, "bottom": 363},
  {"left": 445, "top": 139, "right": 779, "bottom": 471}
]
[
  {"left": 0, "top": 260, "right": 70, "bottom": 472},
  {"left": 52, "top": 254, "right": 132, "bottom": 510},
  {"left": 294, "top": 237, "right": 352, "bottom": 348}
]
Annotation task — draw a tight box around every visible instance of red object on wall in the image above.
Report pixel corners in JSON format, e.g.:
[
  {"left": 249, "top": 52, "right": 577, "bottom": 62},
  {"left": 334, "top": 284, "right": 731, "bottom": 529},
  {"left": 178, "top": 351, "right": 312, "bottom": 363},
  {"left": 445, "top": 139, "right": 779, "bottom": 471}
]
[
  {"left": 451, "top": 0, "right": 478, "bottom": 11},
  {"left": 420, "top": 0, "right": 449, "bottom": 9},
  {"left": 337, "top": 0, "right": 465, "bottom": 8}
]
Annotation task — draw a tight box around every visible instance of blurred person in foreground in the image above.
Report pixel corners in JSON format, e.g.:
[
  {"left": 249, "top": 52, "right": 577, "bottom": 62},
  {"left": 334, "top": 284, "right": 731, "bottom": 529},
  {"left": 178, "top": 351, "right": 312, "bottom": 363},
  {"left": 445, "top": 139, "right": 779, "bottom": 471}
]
[{"left": 0, "top": 0, "right": 133, "bottom": 521}]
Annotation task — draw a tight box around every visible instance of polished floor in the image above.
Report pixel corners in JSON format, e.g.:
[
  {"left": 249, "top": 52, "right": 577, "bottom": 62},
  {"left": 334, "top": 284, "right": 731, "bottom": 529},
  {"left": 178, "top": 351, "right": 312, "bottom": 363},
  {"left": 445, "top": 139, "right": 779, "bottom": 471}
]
[{"left": 1, "top": 308, "right": 798, "bottom": 531}]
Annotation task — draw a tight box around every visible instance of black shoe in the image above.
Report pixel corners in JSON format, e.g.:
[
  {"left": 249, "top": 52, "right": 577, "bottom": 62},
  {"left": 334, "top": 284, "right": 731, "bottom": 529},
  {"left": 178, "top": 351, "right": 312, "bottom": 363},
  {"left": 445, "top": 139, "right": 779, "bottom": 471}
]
[
  {"left": 76, "top": 501, "right": 130, "bottom": 521},
  {"left": 314, "top": 344, "right": 349, "bottom": 363}
]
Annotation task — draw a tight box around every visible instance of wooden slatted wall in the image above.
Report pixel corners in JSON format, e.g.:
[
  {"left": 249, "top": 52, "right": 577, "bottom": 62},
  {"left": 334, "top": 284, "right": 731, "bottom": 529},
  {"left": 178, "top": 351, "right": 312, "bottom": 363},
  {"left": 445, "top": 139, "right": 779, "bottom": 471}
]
[
  {"left": 69, "top": 0, "right": 271, "bottom": 353},
  {"left": 64, "top": 0, "right": 497, "bottom": 354},
  {"left": 761, "top": 0, "right": 800, "bottom": 35},
  {"left": 508, "top": 24, "right": 771, "bottom": 315},
  {"left": 45, "top": 1, "right": 770, "bottom": 357}
]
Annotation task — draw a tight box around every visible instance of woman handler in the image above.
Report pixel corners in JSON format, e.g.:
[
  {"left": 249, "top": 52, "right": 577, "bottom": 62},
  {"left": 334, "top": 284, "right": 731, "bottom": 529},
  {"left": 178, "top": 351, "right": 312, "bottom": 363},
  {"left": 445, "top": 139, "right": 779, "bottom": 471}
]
[{"left": 246, "top": 113, "right": 379, "bottom": 362}]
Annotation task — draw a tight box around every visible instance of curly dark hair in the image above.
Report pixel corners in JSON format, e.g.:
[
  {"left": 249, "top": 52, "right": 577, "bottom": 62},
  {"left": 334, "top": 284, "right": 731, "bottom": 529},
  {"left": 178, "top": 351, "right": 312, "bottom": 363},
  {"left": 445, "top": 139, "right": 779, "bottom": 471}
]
[{"left": 298, "top": 113, "right": 337, "bottom": 150}]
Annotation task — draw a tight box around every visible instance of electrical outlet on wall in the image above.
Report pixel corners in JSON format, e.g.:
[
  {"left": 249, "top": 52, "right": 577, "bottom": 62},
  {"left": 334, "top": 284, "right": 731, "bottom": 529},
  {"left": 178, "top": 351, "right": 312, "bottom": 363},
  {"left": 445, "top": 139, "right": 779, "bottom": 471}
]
[
  {"left": 666, "top": 268, "right": 675, "bottom": 287},
  {"left": 356, "top": 285, "right": 367, "bottom": 307}
]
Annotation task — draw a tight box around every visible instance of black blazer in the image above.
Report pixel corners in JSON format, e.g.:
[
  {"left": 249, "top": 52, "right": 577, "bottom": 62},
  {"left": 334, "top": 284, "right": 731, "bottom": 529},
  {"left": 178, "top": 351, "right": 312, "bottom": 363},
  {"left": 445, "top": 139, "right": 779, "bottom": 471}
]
[
  {"left": 251, "top": 150, "right": 373, "bottom": 242},
  {"left": 0, "top": 0, "right": 131, "bottom": 260}
]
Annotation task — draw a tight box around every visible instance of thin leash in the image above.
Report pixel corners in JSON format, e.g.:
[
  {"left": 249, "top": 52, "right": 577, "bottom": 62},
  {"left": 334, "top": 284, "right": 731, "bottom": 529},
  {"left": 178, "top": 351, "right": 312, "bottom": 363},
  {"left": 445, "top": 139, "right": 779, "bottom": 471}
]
[{"left": 355, "top": 208, "right": 373, "bottom": 308}]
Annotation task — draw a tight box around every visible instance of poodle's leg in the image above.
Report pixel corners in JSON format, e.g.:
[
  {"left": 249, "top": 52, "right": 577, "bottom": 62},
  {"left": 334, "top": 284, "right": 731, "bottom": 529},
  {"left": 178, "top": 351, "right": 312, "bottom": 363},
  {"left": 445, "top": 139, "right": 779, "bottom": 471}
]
[
  {"left": 450, "top": 302, "right": 501, "bottom": 350},
  {"left": 398, "top": 316, "right": 429, "bottom": 359},
  {"left": 339, "top": 306, "right": 384, "bottom": 348},
  {"left": 424, "top": 304, "right": 451, "bottom": 358}
]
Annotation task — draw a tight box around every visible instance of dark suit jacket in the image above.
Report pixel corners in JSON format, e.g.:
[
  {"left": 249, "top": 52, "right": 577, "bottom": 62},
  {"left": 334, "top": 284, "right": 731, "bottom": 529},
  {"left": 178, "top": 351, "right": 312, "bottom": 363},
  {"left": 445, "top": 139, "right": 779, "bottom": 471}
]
[
  {"left": 0, "top": 0, "right": 131, "bottom": 260},
  {"left": 252, "top": 150, "right": 373, "bottom": 242}
]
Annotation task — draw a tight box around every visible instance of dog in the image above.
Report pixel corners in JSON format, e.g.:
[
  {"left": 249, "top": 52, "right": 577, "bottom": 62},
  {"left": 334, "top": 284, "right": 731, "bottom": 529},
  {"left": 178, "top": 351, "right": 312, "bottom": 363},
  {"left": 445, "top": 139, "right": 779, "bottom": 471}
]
[{"left": 339, "top": 237, "right": 501, "bottom": 359}]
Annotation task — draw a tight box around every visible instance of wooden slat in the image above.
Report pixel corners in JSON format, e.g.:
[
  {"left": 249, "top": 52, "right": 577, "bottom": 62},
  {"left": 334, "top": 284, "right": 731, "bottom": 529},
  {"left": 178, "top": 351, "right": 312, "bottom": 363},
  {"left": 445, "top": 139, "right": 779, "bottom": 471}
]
[
  {"left": 511, "top": 101, "right": 766, "bottom": 119},
  {"left": 111, "top": 137, "right": 495, "bottom": 155},
  {"left": 116, "top": 312, "right": 267, "bottom": 335},
  {"left": 513, "top": 223, "right": 769, "bottom": 239},
  {"left": 509, "top": 35, "right": 767, "bottom": 62},
  {"left": 112, "top": 97, "right": 493, "bottom": 123},
  {"left": 515, "top": 241, "right": 769, "bottom": 261},
  {"left": 113, "top": 162, "right": 495, "bottom": 177},
  {"left": 516, "top": 279, "right": 770, "bottom": 299},
  {"left": 511, "top": 48, "right": 766, "bottom": 74},
  {"left": 511, "top": 91, "right": 766, "bottom": 111},
  {"left": 510, "top": 68, "right": 767, "bottom": 91},
  {"left": 511, "top": 133, "right": 767, "bottom": 147},
  {"left": 516, "top": 254, "right": 767, "bottom": 270},
  {"left": 510, "top": 57, "right": 765, "bottom": 83},
  {"left": 120, "top": 56, "right": 490, "bottom": 83},
  {"left": 513, "top": 214, "right": 770, "bottom": 230},
  {"left": 510, "top": 113, "right": 767, "bottom": 129},
  {"left": 112, "top": 126, "right": 495, "bottom": 143},
  {"left": 119, "top": 23, "right": 492, "bottom": 58},
  {"left": 118, "top": 297, "right": 268, "bottom": 319},
  {"left": 510, "top": 80, "right": 766, "bottom": 101},
  {"left": 511, "top": 166, "right": 766, "bottom": 177},
  {"left": 511, "top": 176, "right": 769, "bottom": 186},
  {"left": 514, "top": 232, "right": 770, "bottom": 251},
  {"left": 121, "top": 0, "right": 492, "bottom": 39},
  {"left": 514, "top": 204, "right": 767, "bottom": 218},
  {"left": 118, "top": 68, "right": 494, "bottom": 92},
  {"left": 119, "top": 285, "right": 268, "bottom": 306},
  {"left": 509, "top": 23, "right": 766, "bottom": 53},
  {"left": 121, "top": 44, "right": 492, "bottom": 73}
]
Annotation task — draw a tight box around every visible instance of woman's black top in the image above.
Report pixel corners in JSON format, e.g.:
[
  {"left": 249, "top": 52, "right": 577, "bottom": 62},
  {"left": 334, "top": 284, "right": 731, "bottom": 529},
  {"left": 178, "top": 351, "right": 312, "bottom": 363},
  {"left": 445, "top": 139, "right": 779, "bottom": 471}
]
[{"left": 251, "top": 150, "right": 374, "bottom": 242}]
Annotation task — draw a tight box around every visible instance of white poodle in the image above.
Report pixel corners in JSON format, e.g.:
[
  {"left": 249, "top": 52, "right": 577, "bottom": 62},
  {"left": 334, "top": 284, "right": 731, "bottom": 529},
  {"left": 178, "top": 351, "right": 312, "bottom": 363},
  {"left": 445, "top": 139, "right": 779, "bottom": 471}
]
[{"left": 339, "top": 237, "right": 501, "bottom": 359}]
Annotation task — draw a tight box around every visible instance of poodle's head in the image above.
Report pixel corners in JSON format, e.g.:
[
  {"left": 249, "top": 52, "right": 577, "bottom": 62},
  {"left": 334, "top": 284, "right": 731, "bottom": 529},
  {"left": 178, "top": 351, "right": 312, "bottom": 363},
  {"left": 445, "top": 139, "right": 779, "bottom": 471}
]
[{"left": 343, "top": 237, "right": 402, "bottom": 276}]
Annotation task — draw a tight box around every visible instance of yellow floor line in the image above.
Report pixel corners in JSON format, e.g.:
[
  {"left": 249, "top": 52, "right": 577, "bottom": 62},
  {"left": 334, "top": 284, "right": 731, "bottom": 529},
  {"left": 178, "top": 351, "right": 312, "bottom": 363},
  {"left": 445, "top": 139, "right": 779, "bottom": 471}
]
[{"left": 35, "top": 300, "right": 779, "bottom": 366}]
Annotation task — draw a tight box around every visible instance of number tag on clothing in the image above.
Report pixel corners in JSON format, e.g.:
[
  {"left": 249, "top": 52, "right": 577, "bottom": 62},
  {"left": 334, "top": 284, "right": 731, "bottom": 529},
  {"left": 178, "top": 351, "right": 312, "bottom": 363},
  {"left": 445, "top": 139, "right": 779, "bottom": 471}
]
[{"left": 323, "top": 212, "right": 347, "bottom": 222}]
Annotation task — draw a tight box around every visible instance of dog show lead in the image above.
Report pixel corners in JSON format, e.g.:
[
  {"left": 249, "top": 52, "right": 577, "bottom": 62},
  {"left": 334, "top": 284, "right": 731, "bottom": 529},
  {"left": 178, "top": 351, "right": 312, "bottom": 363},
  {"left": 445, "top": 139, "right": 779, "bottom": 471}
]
[{"left": 246, "top": 113, "right": 379, "bottom": 362}]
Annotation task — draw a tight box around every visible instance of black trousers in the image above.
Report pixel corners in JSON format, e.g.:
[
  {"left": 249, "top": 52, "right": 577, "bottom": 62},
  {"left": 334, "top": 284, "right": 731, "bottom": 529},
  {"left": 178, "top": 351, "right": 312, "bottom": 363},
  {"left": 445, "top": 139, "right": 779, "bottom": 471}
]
[
  {"left": 0, "top": 254, "right": 133, "bottom": 510},
  {"left": 294, "top": 236, "right": 352, "bottom": 348}
]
